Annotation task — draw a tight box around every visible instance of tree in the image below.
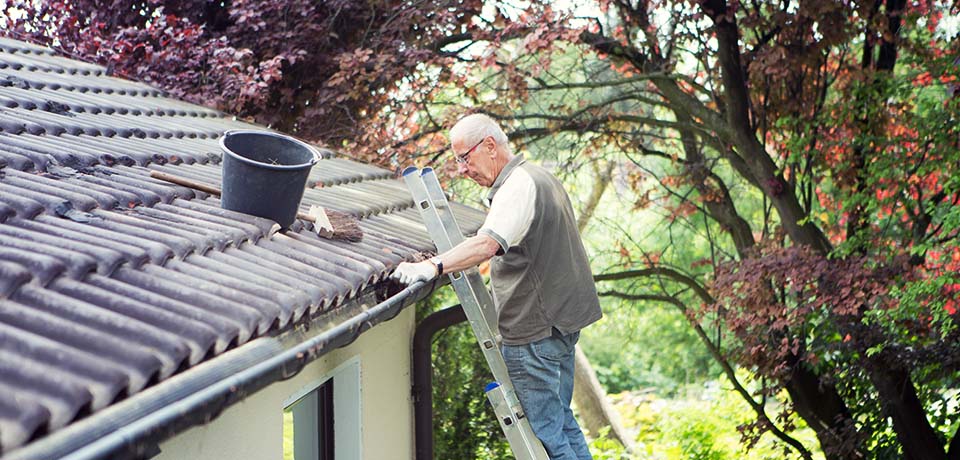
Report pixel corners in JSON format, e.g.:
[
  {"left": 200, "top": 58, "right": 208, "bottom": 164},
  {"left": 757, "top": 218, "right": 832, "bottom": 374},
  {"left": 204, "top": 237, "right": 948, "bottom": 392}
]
[
  {"left": 10, "top": 0, "right": 960, "bottom": 458},
  {"left": 427, "top": 1, "right": 958, "bottom": 458},
  {"left": 2, "top": 0, "right": 480, "bottom": 157}
]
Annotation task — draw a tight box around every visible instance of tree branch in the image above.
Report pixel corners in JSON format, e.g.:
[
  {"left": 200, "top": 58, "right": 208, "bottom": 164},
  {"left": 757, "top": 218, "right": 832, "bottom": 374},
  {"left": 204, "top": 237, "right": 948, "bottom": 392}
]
[
  {"left": 529, "top": 75, "right": 658, "bottom": 91},
  {"left": 695, "top": 0, "right": 833, "bottom": 254},
  {"left": 578, "top": 30, "right": 732, "bottom": 138},
  {"left": 599, "top": 287, "right": 814, "bottom": 460},
  {"left": 594, "top": 267, "right": 714, "bottom": 304},
  {"left": 674, "top": 108, "right": 757, "bottom": 256}
]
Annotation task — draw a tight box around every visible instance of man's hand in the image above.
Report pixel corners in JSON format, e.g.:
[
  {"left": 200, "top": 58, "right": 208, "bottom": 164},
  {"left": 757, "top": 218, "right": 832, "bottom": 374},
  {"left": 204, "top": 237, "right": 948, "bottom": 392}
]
[{"left": 390, "top": 261, "right": 438, "bottom": 285}]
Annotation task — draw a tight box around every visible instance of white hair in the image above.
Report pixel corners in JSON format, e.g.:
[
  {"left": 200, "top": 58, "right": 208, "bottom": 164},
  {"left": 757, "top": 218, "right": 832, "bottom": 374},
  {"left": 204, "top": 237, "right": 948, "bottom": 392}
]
[{"left": 449, "top": 113, "right": 509, "bottom": 147}]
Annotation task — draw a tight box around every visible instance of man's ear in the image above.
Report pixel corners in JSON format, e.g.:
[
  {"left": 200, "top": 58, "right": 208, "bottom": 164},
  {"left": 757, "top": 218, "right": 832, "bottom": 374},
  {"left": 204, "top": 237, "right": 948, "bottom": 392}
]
[{"left": 484, "top": 136, "right": 497, "bottom": 157}]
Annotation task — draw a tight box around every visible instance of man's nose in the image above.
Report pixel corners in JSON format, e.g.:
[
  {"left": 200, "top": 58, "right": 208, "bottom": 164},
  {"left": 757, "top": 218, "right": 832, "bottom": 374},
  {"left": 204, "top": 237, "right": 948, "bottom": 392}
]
[{"left": 457, "top": 161, "right": 469, "bottom": 175}]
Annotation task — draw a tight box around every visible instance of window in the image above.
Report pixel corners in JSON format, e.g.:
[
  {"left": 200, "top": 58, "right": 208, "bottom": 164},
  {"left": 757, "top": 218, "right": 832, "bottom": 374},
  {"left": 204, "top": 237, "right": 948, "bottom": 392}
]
[
  {"left": 283, "top": 359, "right": 361, "bottom": 460},
  {"left": 284, "top": 378, "right": 334, "bottom": 460}
]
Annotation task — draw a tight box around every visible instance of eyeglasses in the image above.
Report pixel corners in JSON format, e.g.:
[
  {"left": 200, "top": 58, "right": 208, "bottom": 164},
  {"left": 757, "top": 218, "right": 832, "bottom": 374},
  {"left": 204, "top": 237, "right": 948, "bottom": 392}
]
[{"left": 455, "top": 139, "right": 485, "bottom": 164}]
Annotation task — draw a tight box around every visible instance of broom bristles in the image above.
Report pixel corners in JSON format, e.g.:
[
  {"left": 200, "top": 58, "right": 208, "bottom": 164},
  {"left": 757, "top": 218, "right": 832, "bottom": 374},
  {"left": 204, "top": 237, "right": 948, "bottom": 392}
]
[{"left": 320, "top": 208, "right": 363, "bottom": 242}]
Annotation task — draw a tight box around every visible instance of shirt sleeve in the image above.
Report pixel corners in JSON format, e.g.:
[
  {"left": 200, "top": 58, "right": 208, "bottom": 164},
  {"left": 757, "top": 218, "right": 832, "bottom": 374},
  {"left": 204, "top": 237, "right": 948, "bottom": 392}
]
[{"left": 478, "top": 168, "right": 536, "bottom": 255}]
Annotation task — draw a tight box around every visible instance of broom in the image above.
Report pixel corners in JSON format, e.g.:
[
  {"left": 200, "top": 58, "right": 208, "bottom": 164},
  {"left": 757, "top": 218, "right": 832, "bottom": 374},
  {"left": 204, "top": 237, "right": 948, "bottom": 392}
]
[{"left": 149, "top": 171, "right": 363, "bottom": 242}]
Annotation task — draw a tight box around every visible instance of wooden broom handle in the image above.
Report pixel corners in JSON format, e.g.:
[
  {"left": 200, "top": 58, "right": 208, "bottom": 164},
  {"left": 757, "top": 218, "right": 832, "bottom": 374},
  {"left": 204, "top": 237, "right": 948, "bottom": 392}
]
[
  {"left": 149, "top": 170, "right": 318, "bottom": 223},
  {"left": 150, "top": 171, "right": 222, "bottom": 196}
]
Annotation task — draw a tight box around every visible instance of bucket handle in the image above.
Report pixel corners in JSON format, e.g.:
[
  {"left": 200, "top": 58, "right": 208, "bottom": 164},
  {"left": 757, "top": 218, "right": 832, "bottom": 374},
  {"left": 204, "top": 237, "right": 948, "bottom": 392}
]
[
  {"left": 221, "top": 129, "right": 323, "bottom": 165},
  {"left": 309, "top": 144, "right": 322, "bottom": 164}
]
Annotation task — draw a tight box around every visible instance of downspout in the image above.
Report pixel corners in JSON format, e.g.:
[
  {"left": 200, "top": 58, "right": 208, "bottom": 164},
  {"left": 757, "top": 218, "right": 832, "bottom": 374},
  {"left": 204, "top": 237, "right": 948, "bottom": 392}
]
[
  {"left": 412, "top": 305, "right": 466, "bottom": 460},
  {"left": 7, "top": 280, "right": 438, "bottom": 460}
]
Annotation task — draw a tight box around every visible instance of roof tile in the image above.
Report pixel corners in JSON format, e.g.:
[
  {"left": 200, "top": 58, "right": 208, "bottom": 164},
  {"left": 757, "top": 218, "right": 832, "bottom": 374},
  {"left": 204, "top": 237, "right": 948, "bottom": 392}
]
[
  {"left": 84, "top": 275, "right": 239, "bottom": 354},
  {"left": 1, "top": 168, "right": 103, "bottom": 210},
  {"left": 0, "top": 220, "right": 126, "bottom": 275},
  {"left": 0, "top": 389, "right": 49, "bottom": 452},
  {"left": 0, "top": 297, "right": 162, "bottom": 392},
  {"left": 0, "top": 323, "right": 130, "bottom": 408},
  {"left": 11, "top": 285, "right": 190, "bottom": 379},
  {"left": 0, "top": 357, "right": 92, "bottom": 430},
  {"left": 0, "top": 246, "right": 64, "bottom": 286},
  {"left": 0, "top": 260, "right": 31, "bottom": 298},
  {"left": 4, "top": 168, "right": 120, "bottom": 209}
]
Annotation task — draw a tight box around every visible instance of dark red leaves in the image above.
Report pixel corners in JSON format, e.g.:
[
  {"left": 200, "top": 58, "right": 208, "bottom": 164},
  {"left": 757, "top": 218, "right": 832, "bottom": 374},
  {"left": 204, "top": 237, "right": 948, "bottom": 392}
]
[
  {"left": 6, "top": 0, "right": 483, "bottom": 162},
  {"left": 709, "top": 242, "right": 907, "bottom": 377}
]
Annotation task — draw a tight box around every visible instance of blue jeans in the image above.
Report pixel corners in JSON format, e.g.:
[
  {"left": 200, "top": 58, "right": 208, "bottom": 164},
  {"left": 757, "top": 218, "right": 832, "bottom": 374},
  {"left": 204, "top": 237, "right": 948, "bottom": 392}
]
[{"left": 502, "top": 328, "right": 592, "bottom": 460}]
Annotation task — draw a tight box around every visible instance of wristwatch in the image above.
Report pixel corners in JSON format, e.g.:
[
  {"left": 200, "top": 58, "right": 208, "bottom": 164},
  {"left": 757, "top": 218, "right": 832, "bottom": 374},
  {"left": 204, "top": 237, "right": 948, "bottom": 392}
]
[{"left": 429, "top": 256, "right": 443, "bottom": 277}]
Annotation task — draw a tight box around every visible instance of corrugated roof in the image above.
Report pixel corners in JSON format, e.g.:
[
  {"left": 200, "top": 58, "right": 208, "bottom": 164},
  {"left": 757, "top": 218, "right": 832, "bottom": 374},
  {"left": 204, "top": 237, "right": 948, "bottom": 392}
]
[{"left": 0, "top": 36, "right": 482, "bottom": 455}]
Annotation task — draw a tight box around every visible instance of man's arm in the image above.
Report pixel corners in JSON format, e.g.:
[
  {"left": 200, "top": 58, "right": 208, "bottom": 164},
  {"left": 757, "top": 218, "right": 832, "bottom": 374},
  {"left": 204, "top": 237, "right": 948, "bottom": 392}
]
[
  {"left": 436, "top": 233, "right": 501, "bottom": 273},
  {"left": 389, "top": 234, "right": 500, "bottom": 285},
  {"left": 391, "top": 165, "right": 534, "bottom": 285}
]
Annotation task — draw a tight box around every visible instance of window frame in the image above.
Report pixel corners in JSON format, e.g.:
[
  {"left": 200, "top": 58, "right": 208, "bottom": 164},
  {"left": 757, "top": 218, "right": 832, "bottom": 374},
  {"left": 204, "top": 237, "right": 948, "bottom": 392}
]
[{"left": 283, "top": 358, "right": 361, "bottom": 460}]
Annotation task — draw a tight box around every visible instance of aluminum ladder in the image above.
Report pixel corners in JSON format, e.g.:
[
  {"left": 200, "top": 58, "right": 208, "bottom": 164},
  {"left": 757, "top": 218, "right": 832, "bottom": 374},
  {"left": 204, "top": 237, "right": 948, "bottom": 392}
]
[{"left": 403, "top": 166, "right": 549, "bottom": 460}]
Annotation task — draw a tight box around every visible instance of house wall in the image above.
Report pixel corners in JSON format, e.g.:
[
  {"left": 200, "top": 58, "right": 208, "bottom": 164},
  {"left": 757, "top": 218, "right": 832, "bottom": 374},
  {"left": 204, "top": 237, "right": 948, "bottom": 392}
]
[{"left": 155, "top": 306, "right": 416, "bottom": 460}]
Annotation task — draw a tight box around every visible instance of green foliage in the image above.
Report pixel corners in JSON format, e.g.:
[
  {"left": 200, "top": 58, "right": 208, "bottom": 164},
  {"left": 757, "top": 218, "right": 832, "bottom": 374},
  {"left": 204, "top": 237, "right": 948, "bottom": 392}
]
[
  {"left": 607, "top": 380, "right": 824, "bottom": 460},
  {"left": 418, "top": 289, "right": 511, "bottom": 460},
  {"left": 589, "top": 426, "right": 631, "bottom": 460},
  {"left": 581, "top": 298, "right": 720, "bottom": 396}
]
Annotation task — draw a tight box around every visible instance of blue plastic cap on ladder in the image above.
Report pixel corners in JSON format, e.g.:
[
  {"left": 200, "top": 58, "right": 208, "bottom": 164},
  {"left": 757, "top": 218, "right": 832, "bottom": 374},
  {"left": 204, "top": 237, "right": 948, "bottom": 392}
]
[
  {"left": 421, "top": 167, "right": 433, "bottom": 176},
  {"left": 484, "top": 382, "right": 501, "bottom": 392},
  {"left": 402, "top": 166, "right": 420, "bottom": 177}
]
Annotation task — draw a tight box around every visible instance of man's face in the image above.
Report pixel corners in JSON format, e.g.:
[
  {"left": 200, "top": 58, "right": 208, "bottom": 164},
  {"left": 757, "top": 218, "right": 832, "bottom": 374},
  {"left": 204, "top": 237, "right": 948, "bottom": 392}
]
[{"left": 452, "top": 136, "right": 497, "bottom": 187}]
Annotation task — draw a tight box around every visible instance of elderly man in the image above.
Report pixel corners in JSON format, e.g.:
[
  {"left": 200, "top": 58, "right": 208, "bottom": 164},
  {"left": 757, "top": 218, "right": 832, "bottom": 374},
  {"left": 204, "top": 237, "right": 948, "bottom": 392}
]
[{"left": 392, "top": 113, "right": 601, "bottom": 460}]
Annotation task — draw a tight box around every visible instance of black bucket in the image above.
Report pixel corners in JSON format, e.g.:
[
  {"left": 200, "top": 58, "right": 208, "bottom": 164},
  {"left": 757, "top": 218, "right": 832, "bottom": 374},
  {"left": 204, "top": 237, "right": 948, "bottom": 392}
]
[{"left": 219, "top": 130, "right": 320, "bottom": 229}]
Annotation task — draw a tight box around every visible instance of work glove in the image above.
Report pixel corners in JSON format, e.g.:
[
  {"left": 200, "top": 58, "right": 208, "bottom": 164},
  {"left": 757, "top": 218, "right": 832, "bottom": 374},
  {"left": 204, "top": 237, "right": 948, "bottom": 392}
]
[{"left": 390, "top": 261, "right": 438, "bottom": 285}]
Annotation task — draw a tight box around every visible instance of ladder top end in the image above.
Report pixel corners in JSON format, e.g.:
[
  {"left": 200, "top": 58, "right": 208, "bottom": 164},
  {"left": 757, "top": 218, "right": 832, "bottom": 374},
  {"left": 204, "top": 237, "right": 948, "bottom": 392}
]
[
  {"left": 401, "top": 166, "right": 420, "bottom": 177},
  {"left": 420, "top": 167, "right": 434, "bottom": 176}
]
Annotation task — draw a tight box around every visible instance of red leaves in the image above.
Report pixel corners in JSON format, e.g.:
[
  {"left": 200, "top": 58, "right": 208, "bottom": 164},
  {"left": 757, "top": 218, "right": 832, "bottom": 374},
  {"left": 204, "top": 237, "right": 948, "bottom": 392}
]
[
  {"left": 664, "top": 201, "right": 697, "bottom": 222},
  {"left": 616, "top": 240, "right": 632, "bottom": 267},
  {"left": 632, "top": 190, "right": 653, "bottom": 210},
  {"left": 941, "top": 284, "right": 960, "bottom": 316},
  {"left": 609, "top": 61, "right": 636, "bottom": 77},
  {"left": 690, "top": 258, "right": 713, "bottom": 269},
  {"left": 708, "top": 241, "right": 908, "bottom": 377},
  {"left": 644, "top": 251, "right": 661, "bottom": 266},
  {"left": 913, "top": 71, "right": 934, "bottom": 86}
]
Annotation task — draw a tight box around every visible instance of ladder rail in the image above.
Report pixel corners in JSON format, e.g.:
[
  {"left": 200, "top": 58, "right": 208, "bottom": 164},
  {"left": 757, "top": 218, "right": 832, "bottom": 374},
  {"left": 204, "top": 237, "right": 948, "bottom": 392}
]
[
  {"left": 402, "top": 167, "right": 548, "bottom": 460},
  {"left": 419, "top": 168, "right": 500, "bottom": 343},
  {"left": 403, "top": 168, "right": 513, "bottom": 385}
]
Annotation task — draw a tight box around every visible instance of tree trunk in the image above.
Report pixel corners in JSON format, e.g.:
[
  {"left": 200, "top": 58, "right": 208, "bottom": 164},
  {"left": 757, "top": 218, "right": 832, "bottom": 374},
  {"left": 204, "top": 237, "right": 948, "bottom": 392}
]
[
  {"left": 575, "top": 161, "right": 615, "bottom": 232},
  {"left": 668, "top": 104, "right": 854, "bottom": 458},
  {"left": 695, "top": 5, "right": 867, "bottom": 457},
  {"left": 947, "top": 427, "right": 960, "bottom": 460},
  {"left": 572, "top": 346, "right": 635, "bottom": 450},
  {"left": 784, "top": 362, "right": 862, "bottom": 460},
  {"left": 867, "top": 364, "right": 946, "bottom": 460},
  {"left": 570, "top": 160, "right": 637, "bottom": 452}
]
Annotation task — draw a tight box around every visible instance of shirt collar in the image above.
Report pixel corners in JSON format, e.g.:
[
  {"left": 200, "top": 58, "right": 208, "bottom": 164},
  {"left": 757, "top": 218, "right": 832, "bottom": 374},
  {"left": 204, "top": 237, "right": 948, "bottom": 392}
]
[{"left": 484, "top": 154, "right": 526, "bottom": 207}]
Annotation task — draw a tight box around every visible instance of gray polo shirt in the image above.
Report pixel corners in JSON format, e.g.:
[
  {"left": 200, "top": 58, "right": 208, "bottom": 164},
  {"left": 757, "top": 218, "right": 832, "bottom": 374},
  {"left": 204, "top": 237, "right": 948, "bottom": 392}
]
[{"left": 478, "top": 155, "right": 602, "bottom": 345}]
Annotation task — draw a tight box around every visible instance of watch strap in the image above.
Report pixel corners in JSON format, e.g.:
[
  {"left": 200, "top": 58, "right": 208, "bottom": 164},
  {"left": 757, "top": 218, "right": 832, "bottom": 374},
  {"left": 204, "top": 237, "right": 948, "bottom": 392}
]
[{"left": 429, "top": 256, "right": 443, "bottom": 277}]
